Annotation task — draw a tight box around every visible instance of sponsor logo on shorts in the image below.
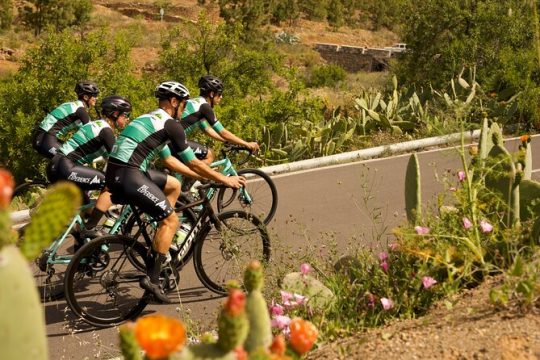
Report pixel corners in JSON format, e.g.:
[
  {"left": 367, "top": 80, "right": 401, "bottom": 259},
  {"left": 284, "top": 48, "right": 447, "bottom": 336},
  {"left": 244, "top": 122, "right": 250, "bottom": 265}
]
[
  {"left": 137, "top": 185, "right": 167, "bottom": 210},
  {"left": 68, "top": 172, "right": 97, "bottom": 184}
]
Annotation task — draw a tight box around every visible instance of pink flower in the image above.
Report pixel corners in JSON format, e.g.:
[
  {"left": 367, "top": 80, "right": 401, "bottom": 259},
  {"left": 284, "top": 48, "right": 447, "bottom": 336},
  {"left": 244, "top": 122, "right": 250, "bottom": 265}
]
[
  {"left": 458, "top": 171, "right": 466, "bottom": 182},
  {"left": 378, "top": 252, "right": 389, "bottom": 262},
  {"left": 280, "top": 291, "right": 306, "bottom": 308},
  {"left": 449, "top": 187, "right": 457, "bottom": 192},
  {"left": 271, "top": 315, "right": 291, "bottom": 330},
  {"left": 414, "top": 226, "right": 430, "bottom": 235},
  {"left": 480, "top": 220, "right": 493, "bottom": 233},
  {"left": 380, "top": 298, "right": 394, "bottom": 310},
  {"left": 462, "top": 217, "right": 473, "bottom": 230},
  {"left": 380, "top": 261, "right": 389, "bottom": 272},
  {"left": 300, "top": 263, "right": 311, "bottom": 275},
  {"left": 270, "top": 300, "right": 284, "bottom": 316},
  {"left": 422, "top": 276, "right": 438, "bottom": 289}
]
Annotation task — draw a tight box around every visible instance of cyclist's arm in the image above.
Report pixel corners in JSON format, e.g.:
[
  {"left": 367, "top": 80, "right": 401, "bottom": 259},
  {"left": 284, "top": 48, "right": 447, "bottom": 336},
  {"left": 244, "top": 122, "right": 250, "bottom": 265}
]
[
  {"left": 162, "top": 155, "right": 204, "bottom": 181},
  {"left": 99, "top": 127, "right": 115, "bottom": 155},
  {"left": 203, "top": 125, "right": 226, "bottom": 142},
  {"left": 217, "top": 128, "right": 260, "bottom": 152},
  {"left": 164, "top": 119, "right": 245, "bottom": 188},
  {"left": 75, "top": 107, "right": 91, "bottom": 124}
]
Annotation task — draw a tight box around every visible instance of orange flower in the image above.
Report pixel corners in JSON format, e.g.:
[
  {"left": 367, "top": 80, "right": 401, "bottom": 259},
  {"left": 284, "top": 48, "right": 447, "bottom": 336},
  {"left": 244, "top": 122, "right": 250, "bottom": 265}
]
[
  {"left": 520, "top": 134, "right": 530, "bottom": 143},
  {"left": 224, "top": 288, "right": 246, "bottom": 316},
  {"left": 0, "top": 169, "right": 14, "bottom": 209},
  {"left": 288, "top": 318, "right": 318, "bottom": 355},
  {"left": 134, "top": 314, "right": 186, "bottom": 359},
  {"left": 270, "top": 334, "right": 286, "bottom": 356},
  {"left": 234, "top": 346, "right": 248, "bottom": 360}
]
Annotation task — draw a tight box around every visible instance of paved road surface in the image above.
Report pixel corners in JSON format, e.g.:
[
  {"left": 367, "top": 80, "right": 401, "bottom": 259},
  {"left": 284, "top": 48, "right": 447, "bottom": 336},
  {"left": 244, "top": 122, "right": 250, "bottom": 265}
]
[{"left": 45, "top": 136, "right": 540, "bottom": 359}]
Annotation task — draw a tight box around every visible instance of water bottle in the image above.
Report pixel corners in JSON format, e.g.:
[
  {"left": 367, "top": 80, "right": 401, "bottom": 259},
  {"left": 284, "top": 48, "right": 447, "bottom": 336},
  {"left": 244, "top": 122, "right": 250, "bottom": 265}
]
[
  {"left": 173, "top": 223, "right": 192, "bottom": 250},
  {"left": 101, "top": 215, "right": 116, "bottom": 233}
]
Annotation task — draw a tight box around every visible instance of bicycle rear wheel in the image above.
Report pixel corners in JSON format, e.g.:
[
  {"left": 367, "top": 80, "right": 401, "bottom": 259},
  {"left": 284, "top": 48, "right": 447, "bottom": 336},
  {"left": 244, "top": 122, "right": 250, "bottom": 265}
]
[
  {"left": 193, "top": 211, "right": 271, "bottom": 295},
  {"left": 216, "top": 169, "right": 278, "bottom": 225},
  {"left": 64, "top": 235, "right": 149, "bottom": 327},
  {"left": 31, "top": 233, "right": 75, "bottom": 302},
  {"left": 10, "top": 180, "right": 48, "bottom": 213}
]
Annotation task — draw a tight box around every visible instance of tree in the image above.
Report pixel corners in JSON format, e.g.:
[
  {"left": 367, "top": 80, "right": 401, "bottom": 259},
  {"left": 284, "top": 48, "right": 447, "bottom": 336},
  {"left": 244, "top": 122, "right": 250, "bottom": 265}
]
[
  {"left": 271, "top": 0, "right": 300, "bottom": 26},
  {"left": 0, "top": 0, "right": 13, "bottom": 31},
  {"left": 327, "top": 0, "right": 345, "bottom": 28},
  {"left": 218, "top": 0, "right": 269, "bottom": 33},
  {"left": 19, "top": 0, "right": 92, "bottom": 36},
  {"left": 396, "top": 0, "right": 540, "bottom": 127}
]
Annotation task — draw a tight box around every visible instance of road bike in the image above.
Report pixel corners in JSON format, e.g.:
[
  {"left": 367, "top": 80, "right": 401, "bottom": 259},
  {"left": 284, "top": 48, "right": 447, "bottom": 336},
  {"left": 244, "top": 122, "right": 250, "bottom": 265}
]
[
  {"left": 63, "top": 182, "right": 271, "bottom": 327},
  {"left": 178, "top": 143, "right": 278, "bottom": 225}
]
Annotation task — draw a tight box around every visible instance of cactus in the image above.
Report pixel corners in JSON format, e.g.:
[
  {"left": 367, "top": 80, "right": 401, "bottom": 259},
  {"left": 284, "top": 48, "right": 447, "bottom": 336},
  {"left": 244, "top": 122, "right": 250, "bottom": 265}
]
[
  {"left": 405, "top": 153, "right": 422, "bottom": 224},
  {"left": 0, "top": 173, "right": 81, "bottom": 360},
  {"left": 119, "top": 323, "right": 143, "bottom": 360},
  {"left": 21, "top": 182, "right": 82, "bottom": 260},
  {"left": 478, "top": 117, "right": 492, "bottom": 160},
  {"left": 281, "top": 272, "right": 335, "bottom": 310},
  {"left": 243, "top": 260, "right": 272, "bottom": 353},
  {"left": 519, "top": 135, "right": 533, "bottom": 180},
  {"left": 489, "top": 122, "right": 504, "bottom": 146},
  {"left": 519, "top": 180, "right": 540, "bottom": 221}
]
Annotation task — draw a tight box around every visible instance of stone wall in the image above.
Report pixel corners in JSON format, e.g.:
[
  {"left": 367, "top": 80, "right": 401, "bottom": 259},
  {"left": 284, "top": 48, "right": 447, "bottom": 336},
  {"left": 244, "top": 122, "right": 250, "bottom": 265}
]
[{"left": 314, "top": 43, "right": 393, "bottom": 72}]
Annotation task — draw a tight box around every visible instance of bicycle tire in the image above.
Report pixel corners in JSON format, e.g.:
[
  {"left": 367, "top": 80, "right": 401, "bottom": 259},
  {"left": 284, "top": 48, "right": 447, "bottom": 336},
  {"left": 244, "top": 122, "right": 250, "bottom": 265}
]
[
  {"left": 193, "top": 210, "right": 271, "bottom": 295},
  {"left": 11, "top": 180, "right": 49, "bottom": 212},
  {"left": 64, "top": 235, "right": 150, "bottom": 327},
  {"left": 216, "top": 168, "right": 278, "bottom": 225}
]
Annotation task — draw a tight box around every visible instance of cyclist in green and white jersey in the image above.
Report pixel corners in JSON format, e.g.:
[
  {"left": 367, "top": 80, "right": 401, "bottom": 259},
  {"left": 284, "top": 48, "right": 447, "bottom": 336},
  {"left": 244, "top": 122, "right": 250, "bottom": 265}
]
[
  {"left": 33, "top": 81, "right": 99, "bottom": 158},
  {"left": 105, "top": 81, "right": 246, "bottom": 303},
  {"left": 46, "top": 96, "right": 132, "bottom": 243},
  {"left": 180, "top": 76, "right": 259, "bottom": 171}
]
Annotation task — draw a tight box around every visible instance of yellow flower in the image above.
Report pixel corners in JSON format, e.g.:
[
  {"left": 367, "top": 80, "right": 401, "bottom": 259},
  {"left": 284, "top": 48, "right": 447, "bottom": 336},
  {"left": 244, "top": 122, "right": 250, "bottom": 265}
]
[{"left": 135, "top": 314, "right": 186, "bottom": 359}]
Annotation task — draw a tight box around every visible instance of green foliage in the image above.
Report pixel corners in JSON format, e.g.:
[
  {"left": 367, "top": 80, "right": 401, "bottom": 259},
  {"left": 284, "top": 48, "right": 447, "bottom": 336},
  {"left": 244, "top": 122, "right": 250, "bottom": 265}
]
[
  {"left": 301, "top": 0, "right": 327, "bottom": 21},
  {"left": 217, "top": 0, "right": 269, "bottom": 33},
  {"left": 405, "top": 153, "right": 421, "bottom": 224},
  {"left": 396, "top": 0, "right": 540, "bottom": 128},
  {"left": 305, "top": 64, "right": 346, "bottom": 88},
  {"left": 271, "top": 0, "right": 300, "bottom": 26},
  {"left": 0, "top": 28, "right": 151, "bottom": 182},
  {"left": 0, "top": 0, "right": 13, "bottom": 31},
  {"left": 19, "top": 0, "right": 93, "bottom": 36}
]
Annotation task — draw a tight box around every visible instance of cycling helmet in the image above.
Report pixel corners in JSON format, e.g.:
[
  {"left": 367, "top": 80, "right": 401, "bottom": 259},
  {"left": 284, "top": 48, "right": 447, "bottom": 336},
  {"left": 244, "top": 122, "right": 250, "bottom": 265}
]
[
  {"left": 101, "top": 96, "right": 132, "bottom": 119},
  {"left": 75, "top": 81, "right": 100, "bottom": 97},
  {"left": 198, "top": 75, "right": 224, "bottom": 94},
  {"left": 154, "top": 81, "right": 190, "bottom": 100}
]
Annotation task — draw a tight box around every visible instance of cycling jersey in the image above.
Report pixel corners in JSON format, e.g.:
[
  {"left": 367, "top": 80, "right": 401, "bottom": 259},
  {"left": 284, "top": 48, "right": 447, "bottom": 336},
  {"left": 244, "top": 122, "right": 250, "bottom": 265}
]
[
  {"left": 106, "top": 108, "right": 197, "bottom": 222},
  {"left": 109, "top": 108, "right": 196, "bottom": 172},
  {"left": 181, "top": 96, "right": 225, "bottom": 136},
  {"left": 59, "top": 120, "right": 115, "bottom": 165},
  {"left": 38, "top": 100, "right": 91, "bottom": 137}
]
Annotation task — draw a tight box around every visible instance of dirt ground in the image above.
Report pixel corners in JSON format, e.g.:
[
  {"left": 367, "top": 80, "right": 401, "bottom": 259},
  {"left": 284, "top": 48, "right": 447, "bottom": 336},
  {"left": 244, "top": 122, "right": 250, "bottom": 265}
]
[{"left": 308, "top": 277, "right": 540, "bottom": 360}]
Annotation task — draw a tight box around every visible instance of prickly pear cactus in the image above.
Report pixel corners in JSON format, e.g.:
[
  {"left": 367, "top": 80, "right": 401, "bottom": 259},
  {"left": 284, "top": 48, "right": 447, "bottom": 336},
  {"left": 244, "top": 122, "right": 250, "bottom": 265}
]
[
  {"left": 244, "top": 260, "right": 272, "bottom": 353},
  {"left": 405, "top": 153, "right": 422, "bottom": 224},
  {"left": 119, "top": 323, "right": 143, "bottom": 360},
  {"left": 21, "top": 182, "right": 82, "bottom": 259},
  {"left": 478, "top": 117, "right": 493, "bottom": 161},
  {"left": 0, "top": 174, "right": 81, "bottom": 360},
  {"left": 178, "top": 288, "right": 248, "bottom": 360}
]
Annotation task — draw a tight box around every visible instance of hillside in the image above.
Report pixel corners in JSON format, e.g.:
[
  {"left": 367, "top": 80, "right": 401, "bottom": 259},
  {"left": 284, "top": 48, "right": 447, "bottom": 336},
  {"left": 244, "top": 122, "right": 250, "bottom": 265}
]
[{"left": 0, "top": 0, "right": 399, "bottom": 77}]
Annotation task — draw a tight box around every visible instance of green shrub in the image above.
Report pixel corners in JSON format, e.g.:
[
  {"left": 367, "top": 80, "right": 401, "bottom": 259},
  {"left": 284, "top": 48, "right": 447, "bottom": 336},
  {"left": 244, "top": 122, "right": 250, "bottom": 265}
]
[{"left": 305, "top": 64, "right": 346, "bottom": 88}]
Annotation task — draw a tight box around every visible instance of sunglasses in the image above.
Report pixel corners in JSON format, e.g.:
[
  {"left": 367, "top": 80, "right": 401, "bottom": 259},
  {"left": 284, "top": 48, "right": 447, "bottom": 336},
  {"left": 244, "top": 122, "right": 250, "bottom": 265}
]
[{"left": 123, "top": 112, "right": 130, "bottom": 118}]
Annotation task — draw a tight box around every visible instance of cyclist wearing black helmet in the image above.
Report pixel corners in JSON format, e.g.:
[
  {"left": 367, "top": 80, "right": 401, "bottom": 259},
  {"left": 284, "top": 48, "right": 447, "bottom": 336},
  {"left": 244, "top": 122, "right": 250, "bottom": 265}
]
[
  {"left": 46, "top": 96, "right": 131, "bottom": 240},
  {"left": 181, "top": 75, "right": 259, "bottom": 168},
  {"left": 105, "top": 81, "right": 246, "bottom": 303},
  {"left": 33, "top": 81, "right": 100, "bottom": 158}
]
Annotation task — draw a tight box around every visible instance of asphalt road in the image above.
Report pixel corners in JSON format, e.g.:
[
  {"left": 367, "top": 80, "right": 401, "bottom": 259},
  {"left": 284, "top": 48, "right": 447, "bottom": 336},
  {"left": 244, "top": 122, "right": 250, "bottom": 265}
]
[{"left": 45, "top": 135, "right": 540, "bottom": 359}]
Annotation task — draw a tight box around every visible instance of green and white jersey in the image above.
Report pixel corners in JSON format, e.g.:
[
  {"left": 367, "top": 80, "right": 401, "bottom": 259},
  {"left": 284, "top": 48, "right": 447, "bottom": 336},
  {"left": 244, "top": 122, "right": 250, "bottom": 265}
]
[
  {"left": 180, "top": 96, "right": 224, "bottom": 136},
  {"left": 38, "top": 100, "right": 91, "bottom": 137},
  {"left": 59, "top": 120, "right": 115, "bottom": 165},
  {"left": 109, "top": 108, "right": 195, "bottom": 172}
]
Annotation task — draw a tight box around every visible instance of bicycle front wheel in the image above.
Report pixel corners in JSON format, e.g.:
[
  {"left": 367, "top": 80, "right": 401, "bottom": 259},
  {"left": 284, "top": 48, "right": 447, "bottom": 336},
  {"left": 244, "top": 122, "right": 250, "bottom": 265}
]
[
  {"left": 193, "top": 211, "right": 271, "bottom": 295},
  {"left": 10, "top": 180, "right": 48, "bottom": 212},
  {"left": 64, "top": 235, "right": 149, "bottom": 327},
  {"left": 216, "top": 168, "right": 278, "bottom": 225}
]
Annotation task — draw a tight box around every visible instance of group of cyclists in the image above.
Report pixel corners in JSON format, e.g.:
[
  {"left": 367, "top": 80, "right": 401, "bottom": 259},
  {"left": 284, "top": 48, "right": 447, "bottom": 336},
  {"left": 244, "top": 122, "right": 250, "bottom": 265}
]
[{"left": 32, "top": 76, "right": 259, "bottom": 303}]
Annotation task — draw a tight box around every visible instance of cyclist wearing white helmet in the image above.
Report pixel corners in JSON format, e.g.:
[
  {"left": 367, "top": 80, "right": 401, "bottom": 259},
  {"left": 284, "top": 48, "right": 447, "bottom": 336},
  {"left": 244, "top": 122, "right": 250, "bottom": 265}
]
[
  {"left": 104, "top": 81, "right": 246, "bottom": 303},
  {"left": 33, "top": 81, "right": 100, "bottom": 158}
]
